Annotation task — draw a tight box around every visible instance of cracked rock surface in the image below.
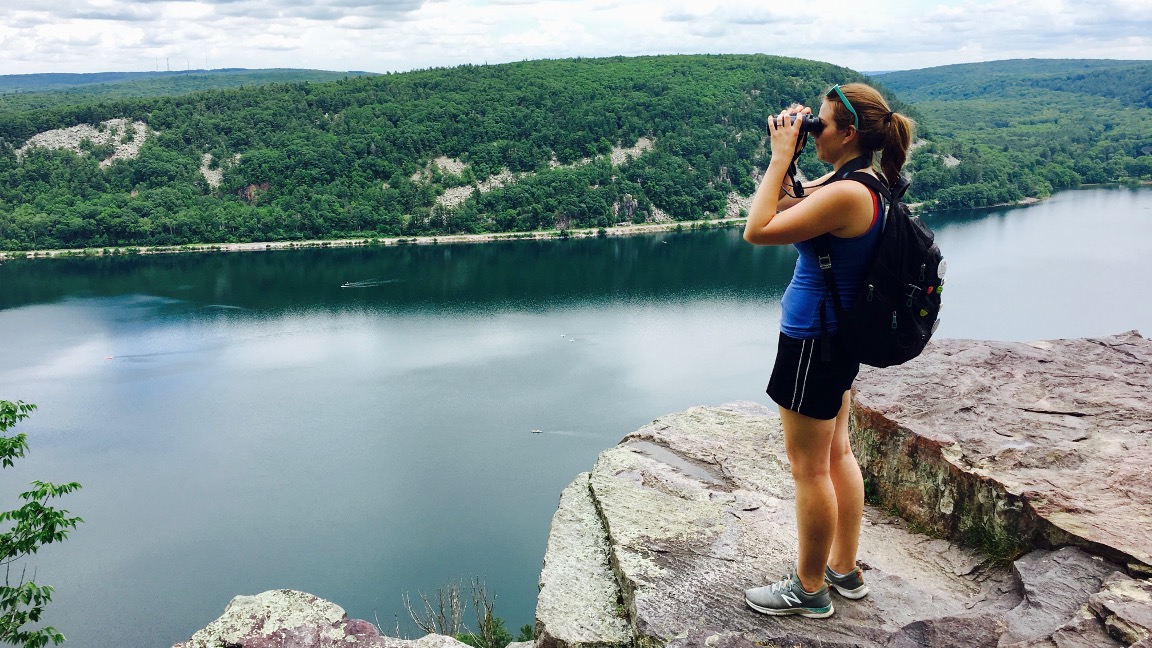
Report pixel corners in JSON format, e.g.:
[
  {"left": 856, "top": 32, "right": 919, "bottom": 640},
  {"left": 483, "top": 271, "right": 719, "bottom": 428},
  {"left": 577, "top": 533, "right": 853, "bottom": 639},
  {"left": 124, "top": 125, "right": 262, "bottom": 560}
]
[
  {"left": 538, "top": 345, "right": 1152, "bottom": 647},
  {"left": 852, "top": 331, "right": 1152, "bottom": 570},
  {"left": 537, "top": 403, "right": 1027, "bottom": 647}
]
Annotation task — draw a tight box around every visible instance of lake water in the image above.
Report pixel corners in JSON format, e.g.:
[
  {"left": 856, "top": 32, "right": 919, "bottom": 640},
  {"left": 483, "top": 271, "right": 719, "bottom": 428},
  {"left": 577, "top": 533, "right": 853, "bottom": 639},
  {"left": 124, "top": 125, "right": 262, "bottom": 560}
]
[{"left": 1, "top": 187, "right": 1150, "bottom": 647}]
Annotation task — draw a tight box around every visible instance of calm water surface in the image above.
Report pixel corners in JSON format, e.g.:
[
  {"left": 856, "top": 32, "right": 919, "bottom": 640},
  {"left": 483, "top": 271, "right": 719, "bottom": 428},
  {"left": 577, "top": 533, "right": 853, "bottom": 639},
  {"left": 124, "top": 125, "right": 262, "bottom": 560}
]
[{"left": 0, "top": 187, "right": 1149, "bottom": 647}]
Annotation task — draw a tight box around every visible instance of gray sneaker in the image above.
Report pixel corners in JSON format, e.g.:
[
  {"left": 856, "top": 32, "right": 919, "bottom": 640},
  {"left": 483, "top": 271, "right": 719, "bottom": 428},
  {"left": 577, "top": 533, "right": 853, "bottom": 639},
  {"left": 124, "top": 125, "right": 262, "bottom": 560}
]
[
  {"left": 745, "top": 573, "right": 833, "bottom": 618},
  {"left": 824, "top": 565, "right": 869, "bottom": 599}
]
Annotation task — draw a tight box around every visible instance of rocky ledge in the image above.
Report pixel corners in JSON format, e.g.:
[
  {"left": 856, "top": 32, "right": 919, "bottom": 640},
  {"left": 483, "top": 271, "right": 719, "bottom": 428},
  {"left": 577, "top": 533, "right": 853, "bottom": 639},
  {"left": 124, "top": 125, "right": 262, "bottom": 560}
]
[
  {"left": 176, "top": 333, "right": 1151, "bottom": 648},
  {"left": 536, "top": 332, "right": 1152, "bottom": 647},
  {"left": 851, "top": 330, "right": 1152, "bottom": 571}
]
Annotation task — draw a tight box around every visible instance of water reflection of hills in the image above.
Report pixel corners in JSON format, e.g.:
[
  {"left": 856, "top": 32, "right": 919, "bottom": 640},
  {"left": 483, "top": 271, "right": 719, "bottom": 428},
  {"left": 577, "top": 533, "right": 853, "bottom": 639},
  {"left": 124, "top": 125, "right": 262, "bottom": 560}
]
[{"left": 0, "top": 229, "right": 798, "bottom": 313}]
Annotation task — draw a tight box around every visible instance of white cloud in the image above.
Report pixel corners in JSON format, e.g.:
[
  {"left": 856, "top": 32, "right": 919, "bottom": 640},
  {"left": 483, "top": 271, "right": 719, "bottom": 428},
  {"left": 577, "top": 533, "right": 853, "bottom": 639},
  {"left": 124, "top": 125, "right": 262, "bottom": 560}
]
[
  {"left": 0, "top": 0, "right": 1149, "bottom": 75},
  {"left": 249, "top": 33, "right": 303, "bottom": 51}
]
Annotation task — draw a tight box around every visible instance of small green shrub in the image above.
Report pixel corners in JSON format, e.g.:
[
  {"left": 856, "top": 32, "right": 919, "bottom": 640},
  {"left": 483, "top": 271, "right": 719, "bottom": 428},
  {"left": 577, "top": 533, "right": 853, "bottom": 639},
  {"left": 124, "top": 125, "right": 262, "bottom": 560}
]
[
  {"left": 1, "top": 400, "right": 83, "bottom": 648},
  {"left": 958, "top": 521, "right": 1027, "bottom": 567}
]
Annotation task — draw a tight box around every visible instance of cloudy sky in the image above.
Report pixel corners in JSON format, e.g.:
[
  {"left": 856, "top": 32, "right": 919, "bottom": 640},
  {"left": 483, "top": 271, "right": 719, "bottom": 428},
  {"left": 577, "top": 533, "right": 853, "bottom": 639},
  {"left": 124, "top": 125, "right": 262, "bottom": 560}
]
[{"left": 2, "top": 0, "right": 1151, "bottom": 76}]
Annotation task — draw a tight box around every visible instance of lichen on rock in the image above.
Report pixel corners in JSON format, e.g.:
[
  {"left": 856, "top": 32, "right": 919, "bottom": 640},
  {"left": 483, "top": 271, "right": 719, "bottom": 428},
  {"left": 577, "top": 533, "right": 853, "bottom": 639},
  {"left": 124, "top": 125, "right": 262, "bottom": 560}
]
[{"left": 172, "top": 589, "right": 470, "bottom": 648}]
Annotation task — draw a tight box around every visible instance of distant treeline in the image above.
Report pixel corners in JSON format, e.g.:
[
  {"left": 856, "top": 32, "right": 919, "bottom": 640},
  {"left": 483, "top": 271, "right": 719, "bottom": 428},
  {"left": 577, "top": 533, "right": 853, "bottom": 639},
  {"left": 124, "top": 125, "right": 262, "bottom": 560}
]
[
  {"left": 885, "top": 59, "right": 1152, "bottom": 209},
  {"left": 0, "top": 69, "right": 377, "bottom": 112},
  {"left": 1, "top": 55, "right": 1150, "bottom": 251}
]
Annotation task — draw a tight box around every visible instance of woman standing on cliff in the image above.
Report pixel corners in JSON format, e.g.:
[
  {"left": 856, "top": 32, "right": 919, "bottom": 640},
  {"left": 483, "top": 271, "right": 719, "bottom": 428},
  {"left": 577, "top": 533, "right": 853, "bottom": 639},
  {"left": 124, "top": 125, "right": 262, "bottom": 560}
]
[{"left": 741, "top": 83, "right": 915, "bottom": 618}]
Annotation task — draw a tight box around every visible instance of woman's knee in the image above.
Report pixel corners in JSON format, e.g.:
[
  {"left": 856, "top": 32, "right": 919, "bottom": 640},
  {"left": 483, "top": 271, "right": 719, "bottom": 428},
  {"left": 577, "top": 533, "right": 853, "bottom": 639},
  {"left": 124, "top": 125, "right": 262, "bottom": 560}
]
[
  {"left": 828, "top": 440, "right": 856, "bottom": 465},
  {"left": 789, "top": 456, "right": 832, "bottom": 482},
  {"left": 781, "top": 409, "right": 837, "bottom": 482}
]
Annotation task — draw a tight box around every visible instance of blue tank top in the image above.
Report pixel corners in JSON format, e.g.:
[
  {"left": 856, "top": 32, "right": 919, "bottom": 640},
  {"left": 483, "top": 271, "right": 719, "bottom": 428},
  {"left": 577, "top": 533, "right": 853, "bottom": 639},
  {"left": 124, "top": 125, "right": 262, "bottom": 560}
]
[{"left": 780, "top": 190, "right": 882, "bottom": 338}]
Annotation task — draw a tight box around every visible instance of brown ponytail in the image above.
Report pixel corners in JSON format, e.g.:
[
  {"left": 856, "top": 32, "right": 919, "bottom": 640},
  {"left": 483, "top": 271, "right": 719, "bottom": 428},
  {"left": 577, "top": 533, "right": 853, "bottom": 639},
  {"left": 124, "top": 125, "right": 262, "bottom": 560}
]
[{"left": 825, "top": 83, "right": 916, "bottom": 190}]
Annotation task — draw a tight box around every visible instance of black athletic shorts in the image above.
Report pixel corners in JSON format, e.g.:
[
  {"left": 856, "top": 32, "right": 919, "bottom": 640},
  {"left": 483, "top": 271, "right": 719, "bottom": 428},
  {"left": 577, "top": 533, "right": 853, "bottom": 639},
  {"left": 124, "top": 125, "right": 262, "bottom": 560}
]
[{"left": 766, "top": 332, "right": 859, "bottom": 420}]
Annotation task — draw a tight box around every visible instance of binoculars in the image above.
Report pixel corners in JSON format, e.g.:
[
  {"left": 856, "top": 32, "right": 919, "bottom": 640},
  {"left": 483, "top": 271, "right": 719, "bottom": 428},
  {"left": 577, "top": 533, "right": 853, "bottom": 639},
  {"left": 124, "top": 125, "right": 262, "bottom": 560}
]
[{"left": 771, "top": 113, "right": 824, "bottom": 135}]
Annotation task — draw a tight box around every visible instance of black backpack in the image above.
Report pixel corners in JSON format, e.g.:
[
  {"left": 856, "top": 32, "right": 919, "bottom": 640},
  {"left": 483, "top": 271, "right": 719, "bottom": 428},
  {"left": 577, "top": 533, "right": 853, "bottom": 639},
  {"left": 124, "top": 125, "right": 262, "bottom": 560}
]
[{"left": 813, "top": 160, "right": 945, "bottom": 368}]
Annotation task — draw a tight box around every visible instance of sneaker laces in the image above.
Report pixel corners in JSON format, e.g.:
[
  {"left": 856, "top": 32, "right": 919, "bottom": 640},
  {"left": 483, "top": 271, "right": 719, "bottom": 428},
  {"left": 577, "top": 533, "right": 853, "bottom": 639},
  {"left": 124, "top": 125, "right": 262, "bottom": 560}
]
[{"left": 768, "top": 575, "right": 796, "bottom": 594}]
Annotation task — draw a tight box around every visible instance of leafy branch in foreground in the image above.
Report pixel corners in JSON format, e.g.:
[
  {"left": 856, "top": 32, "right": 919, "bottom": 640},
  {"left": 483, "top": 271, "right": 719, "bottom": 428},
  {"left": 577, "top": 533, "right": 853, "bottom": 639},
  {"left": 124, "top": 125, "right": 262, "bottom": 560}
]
[{"left": 0, "top": 400, "right": 82, "bottom": 648}]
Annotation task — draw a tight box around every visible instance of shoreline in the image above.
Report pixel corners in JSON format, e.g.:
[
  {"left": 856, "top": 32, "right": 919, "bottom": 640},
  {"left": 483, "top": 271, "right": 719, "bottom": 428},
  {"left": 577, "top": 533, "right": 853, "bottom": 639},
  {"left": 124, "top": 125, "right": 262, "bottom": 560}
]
[
  {"left": 0, "top": 218, "right": 747, "bottom": 261},
  {"left": 5, "top": 182, "right": 1149, "bottom": 261}
]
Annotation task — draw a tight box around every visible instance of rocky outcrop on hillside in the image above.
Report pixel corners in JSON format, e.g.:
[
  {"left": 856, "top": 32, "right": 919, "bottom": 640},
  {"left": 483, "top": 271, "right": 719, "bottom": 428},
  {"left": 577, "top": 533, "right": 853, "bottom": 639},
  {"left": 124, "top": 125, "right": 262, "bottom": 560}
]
[
  {"left": 536, "top": 332, "right": 1152, "bottom": 647},
  {"left": 412, "top": 138, "right": 658, "bottom": 212},
  {"left": 200, "top": 152, "right": 242, "bottom": 188},
  {"left": 16, "top": 118, "right": 149, "bottom": 168}
]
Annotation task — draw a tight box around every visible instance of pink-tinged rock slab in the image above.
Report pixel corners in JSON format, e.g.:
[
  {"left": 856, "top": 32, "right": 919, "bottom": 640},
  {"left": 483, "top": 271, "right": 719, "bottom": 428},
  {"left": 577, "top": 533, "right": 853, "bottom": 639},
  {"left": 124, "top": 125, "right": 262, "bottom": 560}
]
[
  {"left": 852, "top": 331, "right": 1152, "bottom": 570},
  {"left": 1089, "top": 572, "right": 1152, "bottom": 645}
]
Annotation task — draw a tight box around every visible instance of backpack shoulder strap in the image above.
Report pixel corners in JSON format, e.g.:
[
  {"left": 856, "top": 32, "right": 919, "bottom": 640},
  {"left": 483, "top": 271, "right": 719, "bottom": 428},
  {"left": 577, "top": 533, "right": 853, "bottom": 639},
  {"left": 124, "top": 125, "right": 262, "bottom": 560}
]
[
  {"left": 812, "top": 160, "right": 900, "bottom": 358},
  {"left": 813, "top": 159, "right": 892, "bottom": 310},
  {"left": 811, "top": 233, "right": 841, "bottom": 360},
  {"left": 841, "top": 171, "right": 892, "bottom": 204}
]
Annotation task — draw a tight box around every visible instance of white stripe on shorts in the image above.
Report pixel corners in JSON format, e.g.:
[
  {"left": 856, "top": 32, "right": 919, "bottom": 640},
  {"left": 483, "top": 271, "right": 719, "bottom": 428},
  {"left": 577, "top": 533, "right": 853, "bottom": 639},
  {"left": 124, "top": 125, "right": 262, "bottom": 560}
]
[{"left": 790, "top": 338, "right": 815, "bottom": 412}]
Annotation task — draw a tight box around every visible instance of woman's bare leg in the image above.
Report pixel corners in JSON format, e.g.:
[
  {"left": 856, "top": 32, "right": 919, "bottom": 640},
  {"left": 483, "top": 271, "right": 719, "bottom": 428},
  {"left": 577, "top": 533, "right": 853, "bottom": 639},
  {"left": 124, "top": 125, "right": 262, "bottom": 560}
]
[
  {"left": 827, "top": 390, "right": 864, "bottom": 575},
  {"left": 779, "top": 406, "right": 837, "bottom": 593}
]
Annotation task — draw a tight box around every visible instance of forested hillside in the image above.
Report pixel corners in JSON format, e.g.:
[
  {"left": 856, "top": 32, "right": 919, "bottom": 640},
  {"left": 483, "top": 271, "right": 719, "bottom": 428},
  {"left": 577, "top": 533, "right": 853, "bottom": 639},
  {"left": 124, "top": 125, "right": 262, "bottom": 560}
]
[
  {"left": 1, "top": 55, "right": 1150, "bottom": 252},
  {"left": 0, "top": 69, "right": 377, "bottom": 113},
  {"left": 881, "top": 59, "right": 1152, "bottom": 209},
  {"left": 0, "top": 55, "right": 867, "bottom": 251}
]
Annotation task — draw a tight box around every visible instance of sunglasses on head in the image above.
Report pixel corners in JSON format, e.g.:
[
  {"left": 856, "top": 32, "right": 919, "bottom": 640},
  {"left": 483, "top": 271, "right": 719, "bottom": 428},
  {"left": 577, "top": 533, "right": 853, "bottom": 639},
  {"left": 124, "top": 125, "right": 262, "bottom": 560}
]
[{"left": 828, "top": 84, "right": 859, "bottom": 130}]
